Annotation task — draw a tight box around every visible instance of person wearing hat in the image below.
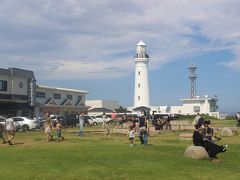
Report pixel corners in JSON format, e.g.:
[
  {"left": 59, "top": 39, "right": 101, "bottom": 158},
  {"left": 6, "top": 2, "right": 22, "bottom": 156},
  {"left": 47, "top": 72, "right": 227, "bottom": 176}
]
[
  {"left": 193, "top": 124, "right": 227, "bottom": 161},
  {"left": 202, "top": 120, "right": 214, "bottom": 142}
]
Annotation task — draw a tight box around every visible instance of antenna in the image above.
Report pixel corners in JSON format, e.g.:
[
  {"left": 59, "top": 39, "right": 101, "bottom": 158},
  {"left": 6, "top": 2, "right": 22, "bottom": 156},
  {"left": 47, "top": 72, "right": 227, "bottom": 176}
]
[{"left": 188, "top": 64, "right": 197, "bottom": 98}]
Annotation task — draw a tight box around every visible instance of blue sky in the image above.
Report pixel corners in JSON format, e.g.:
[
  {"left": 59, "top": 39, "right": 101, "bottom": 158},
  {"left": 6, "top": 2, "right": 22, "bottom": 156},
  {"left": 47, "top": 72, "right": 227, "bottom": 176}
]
[{"left": 0, "top": 0, "right": 239, "bottom": 114}]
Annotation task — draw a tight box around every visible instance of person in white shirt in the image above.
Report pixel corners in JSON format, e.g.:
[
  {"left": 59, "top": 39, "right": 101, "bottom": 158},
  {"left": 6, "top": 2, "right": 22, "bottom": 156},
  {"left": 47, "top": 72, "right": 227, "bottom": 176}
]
[
  {"left": 236, "top": 112, "right": 240, "bottom": 127},
  {"left": 128, "top": 126, "right": 135, "bottom": 146},
  {"left": 192, "top": 113, "right": 201, "bottom": 127},
  {"left": 79, "top": 112, "right": 84, "bottom": 137},
  {"left": 102, "top": 113, "right": 107, "bottom": 128},
  {"left": 5, "top": 118, "right": 16, "bottom": 145}
]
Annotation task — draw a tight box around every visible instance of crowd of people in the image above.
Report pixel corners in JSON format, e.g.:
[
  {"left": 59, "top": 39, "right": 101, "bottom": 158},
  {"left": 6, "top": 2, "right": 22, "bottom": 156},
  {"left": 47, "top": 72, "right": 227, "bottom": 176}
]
[{"left": 0, "top": 110, "right": 231, "bottom": 163}]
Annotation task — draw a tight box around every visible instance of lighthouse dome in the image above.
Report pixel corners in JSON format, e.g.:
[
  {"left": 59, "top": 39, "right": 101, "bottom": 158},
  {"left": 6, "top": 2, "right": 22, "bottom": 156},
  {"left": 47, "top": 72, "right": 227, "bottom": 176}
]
[{"left": 137, "top": 40, "right": 146, "bottom": 46}]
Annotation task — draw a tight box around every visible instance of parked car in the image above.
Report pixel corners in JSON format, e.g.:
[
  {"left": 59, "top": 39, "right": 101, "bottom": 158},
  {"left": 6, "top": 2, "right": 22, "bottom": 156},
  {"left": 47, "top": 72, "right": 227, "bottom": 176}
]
[
  {"left": 93, "top": 115, "right": 112, "bottom": 124},
  {"left": 153, "top": 113, "right": 178, "bottom": 121},
  {"left": 83, "top": 115, "right": 95, "bottom": 126},
  {"left": 12, "top": 117, "right": 39, "bottom": 132},
  {"left": 50, "top": 114, "right": 78, "bottom": 127},
  {"left": 0, "top": 116, "right": 21, "bottom": 131}
]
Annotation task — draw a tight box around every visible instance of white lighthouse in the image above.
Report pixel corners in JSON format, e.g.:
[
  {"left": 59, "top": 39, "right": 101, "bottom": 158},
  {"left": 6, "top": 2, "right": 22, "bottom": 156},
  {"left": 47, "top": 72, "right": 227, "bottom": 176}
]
[{"left": 134, "top": 40, "right": 150, "bottom": 108}]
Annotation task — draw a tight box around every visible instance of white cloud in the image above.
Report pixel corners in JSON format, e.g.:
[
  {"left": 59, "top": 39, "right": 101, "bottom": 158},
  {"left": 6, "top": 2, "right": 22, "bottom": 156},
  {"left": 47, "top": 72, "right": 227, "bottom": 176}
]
[{"left": 0, "top": 0, "right": 240, "bottom": 79}]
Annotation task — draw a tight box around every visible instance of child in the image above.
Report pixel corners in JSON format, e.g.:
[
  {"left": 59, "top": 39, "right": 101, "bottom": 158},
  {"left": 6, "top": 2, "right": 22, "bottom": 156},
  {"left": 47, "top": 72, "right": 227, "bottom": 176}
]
[
  {"left": 0, "top": 123, "right": 6, "bottom": 144},
  {"left": 128, "top": 126, "right": 135, "bottom": 146},
  {"left": 56, "top": 120, "right": 64, "bottom": 142}
]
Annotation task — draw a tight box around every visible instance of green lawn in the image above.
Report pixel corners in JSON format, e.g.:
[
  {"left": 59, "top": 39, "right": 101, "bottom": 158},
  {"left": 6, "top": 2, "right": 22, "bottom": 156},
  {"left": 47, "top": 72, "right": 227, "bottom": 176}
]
[{"left": 0, "top": 127, "right": 239, "bottom": 180}]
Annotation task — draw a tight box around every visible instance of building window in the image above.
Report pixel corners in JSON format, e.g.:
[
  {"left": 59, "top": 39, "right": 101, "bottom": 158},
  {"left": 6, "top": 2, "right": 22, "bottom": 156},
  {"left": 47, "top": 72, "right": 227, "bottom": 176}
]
[
  {"left": 54, "top": 93, "right": 61, "bottom": 99},
  {"left": 78, "top": 96, "right": 82, "bottom": 101},
  {"left": 138, "top": 96, "right": 140, "bottom": 100},
  {"left": 67, "top": 94, "right": 73, "bottom": 100},
  {"left": 0, "top": 80, "right": 7, "bottom": 91},
  {"left": 138, "top": 71, "right": 141, "bottom": 75},
  {"left": 36, "top": 92, "right": 46, "bottom": 98},
  {"left": 193, "top": 106, "right": 200, "bottom": 112},
  {"left": 138, "top": 83, "right": 141, "bottom": 88}
]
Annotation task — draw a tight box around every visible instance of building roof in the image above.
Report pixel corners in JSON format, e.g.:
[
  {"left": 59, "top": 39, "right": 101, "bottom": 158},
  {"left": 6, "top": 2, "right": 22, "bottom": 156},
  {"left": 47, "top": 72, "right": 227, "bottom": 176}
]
[
  {"left": 133, "top": 106, "right": 151, "bottom": 111},
  {"left": 0, "top": 67, "right": 35, "bottom": 79},
  {"left": 88, "top": 108, "right": 113, "bottom": 113},
  {"left": 37, "top": 85, "right": 89, "bottom": 94}
]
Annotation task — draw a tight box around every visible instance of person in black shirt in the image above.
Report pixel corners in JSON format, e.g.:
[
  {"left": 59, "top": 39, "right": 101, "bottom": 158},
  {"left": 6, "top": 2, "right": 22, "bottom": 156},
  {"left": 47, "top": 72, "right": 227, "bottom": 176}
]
[
  {"left": 138, "top": 110, "right": 148, "bottom": 145},
  {"left": 202, "top": 120, "right": 214, "bottom": 142},
  {"left": 193, "top": 124, "right": 227, "bottom": 161}
]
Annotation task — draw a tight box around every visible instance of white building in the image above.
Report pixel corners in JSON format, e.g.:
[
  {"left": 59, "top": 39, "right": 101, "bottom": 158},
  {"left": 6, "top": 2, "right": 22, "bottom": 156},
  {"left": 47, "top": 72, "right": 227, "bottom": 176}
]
[
  {"left": 36, "top": 85, "right": 90, "bottom": 115},
  {"left": 134, "top": 41, "right": 150, "bottom": 108},
  {"left": 86, "top": 99, "right": 119, "bottom": 110},
  {"left": 86, "top": 100, "right": 119, "bottom": 116},
  {"left": 151, "top": 95, "right": 219, "bottom": 118}
]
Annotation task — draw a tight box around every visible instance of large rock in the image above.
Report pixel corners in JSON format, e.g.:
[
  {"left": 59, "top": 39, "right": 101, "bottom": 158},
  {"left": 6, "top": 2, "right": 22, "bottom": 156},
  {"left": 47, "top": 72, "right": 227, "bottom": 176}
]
[
  {"left": 221, "top": 127, "right": 233, "bottom": 137},
  {"left": 184, "top": 145, "right": 209, "bottom": 160}
]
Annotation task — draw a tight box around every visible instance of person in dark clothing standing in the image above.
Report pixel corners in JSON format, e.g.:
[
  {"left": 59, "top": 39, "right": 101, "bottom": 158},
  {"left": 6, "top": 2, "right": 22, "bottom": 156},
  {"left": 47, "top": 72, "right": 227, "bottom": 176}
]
[
  {"left": 138, "top": 110, "right": 148, "bottom": 145},
  {"left": 193, "top": 124, "right": 227, "bottom": 161}
]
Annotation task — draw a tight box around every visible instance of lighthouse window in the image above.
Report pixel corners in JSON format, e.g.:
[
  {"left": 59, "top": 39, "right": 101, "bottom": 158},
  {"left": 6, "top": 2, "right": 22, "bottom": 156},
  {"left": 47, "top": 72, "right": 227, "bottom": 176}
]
[
  {"left": 138, "top": 84, "right": 140, "bottom": 88},
  {"left": 138, "top": 71, "right": 140, "bottom": 75},
  {"left": 138, "top": 96, "right": 140, "bottom": 100}
]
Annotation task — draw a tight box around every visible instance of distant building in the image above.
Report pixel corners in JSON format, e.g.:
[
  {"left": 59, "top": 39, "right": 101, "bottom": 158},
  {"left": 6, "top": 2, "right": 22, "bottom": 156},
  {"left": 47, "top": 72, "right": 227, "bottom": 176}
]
[
  {"left": 86, "top": 100, "right": 119, "bottom": 111},
  {"left": 88, "top": 107, "right": 113, "bottom": 116},
  {"left": 0, "top": 67, "right": 90, "bottom": 117},
  {"left": 151, "top": 95, "right": 219, "bottom": 118},
  {"left": 36, "top": 85, "right": 90, "bottom": 115}
]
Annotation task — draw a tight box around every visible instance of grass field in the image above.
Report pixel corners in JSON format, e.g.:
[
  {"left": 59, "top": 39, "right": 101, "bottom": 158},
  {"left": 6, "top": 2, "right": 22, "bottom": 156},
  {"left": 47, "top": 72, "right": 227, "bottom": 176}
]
[{"left": 0, "top": 126, "right": 239, "bottom": 180}]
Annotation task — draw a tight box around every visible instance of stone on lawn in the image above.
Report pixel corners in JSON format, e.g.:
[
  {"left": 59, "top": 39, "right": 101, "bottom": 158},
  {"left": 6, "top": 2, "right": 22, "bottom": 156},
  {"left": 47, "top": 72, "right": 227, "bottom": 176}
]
[
  {"left": 184, "top": 145, "right": 209, "bottom": 160},
  {"left": 221, "top": 127, "right": 233, "bottom": 137}
]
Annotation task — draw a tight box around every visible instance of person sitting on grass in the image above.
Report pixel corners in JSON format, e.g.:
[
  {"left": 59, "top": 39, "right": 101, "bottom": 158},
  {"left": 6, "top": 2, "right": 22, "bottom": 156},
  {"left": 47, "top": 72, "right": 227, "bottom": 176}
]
[
  {"left": 128, "top": 126, "right": 135, "bottom": 146},
  {"left": 0, "top": 123, "right": 6, "bottom": 144},
  {"left": 56, "top": 120, "right": 64, "bottom": 142},
  {"left": 193, "top": 124, "right": 227, "bottom": 162},
  {"left": 44, "top": 112, "right": 53, "bottom": 142}
]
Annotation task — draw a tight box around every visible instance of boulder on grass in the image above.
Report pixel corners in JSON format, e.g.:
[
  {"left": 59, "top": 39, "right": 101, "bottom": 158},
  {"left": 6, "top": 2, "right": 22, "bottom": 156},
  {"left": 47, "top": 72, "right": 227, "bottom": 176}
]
[
  {"left": 221, "top": 127, "right": 233, "bottom": 137},
  {"left": 184, "top": 145, "right": 209, "bottom": 160}
]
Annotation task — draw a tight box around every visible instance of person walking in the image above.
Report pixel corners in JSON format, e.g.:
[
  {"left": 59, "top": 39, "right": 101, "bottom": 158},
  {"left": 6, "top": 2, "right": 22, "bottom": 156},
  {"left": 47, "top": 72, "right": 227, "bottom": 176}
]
[
  {"left": 5, "top": 118, "right": 16, "bottom": 145},
  {"left": 102, "top": 113, "right": 107, "bottom": 128},
  {"left": 56, "top": 120, "right": 64, "bottom": 142},
  {"left": 128, "top": 126, "right": 135, "bottom": 146},
  {"left": 79, "top": 112, "right": 84, "bottom": 137},
  {"left": 0, "top": 123, "right": 6, "bottom": 144},
  {"left": 44, "top": 112, "right": 53, "bottom": 142}
]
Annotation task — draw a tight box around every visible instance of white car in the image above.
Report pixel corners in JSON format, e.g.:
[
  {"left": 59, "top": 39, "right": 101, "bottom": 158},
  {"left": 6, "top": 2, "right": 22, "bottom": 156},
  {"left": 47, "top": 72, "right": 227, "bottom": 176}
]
[
  {"left": 93, "top": 115, "right": 112, "bottom": 125},
  {"left": 12, "top": 117, "right": 38, "bottom": 132}
]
